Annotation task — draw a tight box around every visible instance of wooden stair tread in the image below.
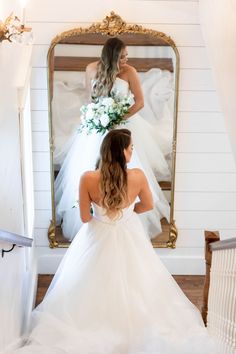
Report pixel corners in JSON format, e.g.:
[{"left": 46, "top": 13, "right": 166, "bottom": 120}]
[
  {"left": 159, "top": 181, "right": 171, "bottom": 190},
  {"left": 36, "top": 274, "right": 204, "bottom": 311}
]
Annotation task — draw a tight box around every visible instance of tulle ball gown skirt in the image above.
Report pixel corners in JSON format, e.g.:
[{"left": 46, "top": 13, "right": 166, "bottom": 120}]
[{"left": 10, "top": 203, "right": 217, "bottom": 354}]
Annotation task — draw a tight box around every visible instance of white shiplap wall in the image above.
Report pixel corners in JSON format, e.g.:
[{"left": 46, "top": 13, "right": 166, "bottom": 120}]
[{"left": 28, "top": 0, "right": 236, "bottom": 274}]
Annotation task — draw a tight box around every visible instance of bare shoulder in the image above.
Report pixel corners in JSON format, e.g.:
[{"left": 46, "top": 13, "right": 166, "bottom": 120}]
[
  {"left": 123, "top": 64, "right": 137, "bottom": 74},
  {"left": 128, "top": 168, "right": 146, "bottom": 180},
  {"left": 86, "top": 61, "right": 98, "bottom": 71},
  {"left": 86, "top": 61, "right": 98, "bottom": 78},
  {"left": 81, "top": 170, "right": 99, "bottom": 183},
  {"left": 123, "top": 65, "right": 139, "bottom": 83}
]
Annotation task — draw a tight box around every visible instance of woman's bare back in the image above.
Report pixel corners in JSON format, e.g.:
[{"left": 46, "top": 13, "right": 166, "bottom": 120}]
[
  {"left": 85, "top": 169, "right": 143, "bottom": 207},
  {"left": 79, "top": 168, "right": 153, "bottom": 223}
]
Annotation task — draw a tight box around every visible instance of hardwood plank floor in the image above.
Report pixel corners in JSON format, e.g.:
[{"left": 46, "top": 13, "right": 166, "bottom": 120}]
[{"left": 36, "top": 274, "right": 205, "bottom": 312}]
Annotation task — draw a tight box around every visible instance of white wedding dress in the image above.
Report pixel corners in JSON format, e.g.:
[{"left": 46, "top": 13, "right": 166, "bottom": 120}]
[
  {"left": 9, "top": 202, "right": 217, "bottom": 354},
  {"left": 55, "top": 77, "right": 171, "bottom": 241}
]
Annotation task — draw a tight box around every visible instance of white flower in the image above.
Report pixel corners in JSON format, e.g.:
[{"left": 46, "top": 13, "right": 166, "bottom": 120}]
[
  {"left": 78, "top": 93, "right": 131, "bottom": 135},
  {"left": 89, "top": 102, "right": 97, "bottom": 109},
  {"left": 97, "top": 106, "right": 106, "bottom": 115},
  {"left": 101, "top": 97, "right": 114, "bottom": 107},
  {"left": 127, "top": 93, "right": 134, "bottom": 105},
  {"left": 85, "top": 107, "right": 95, "bottom": 120},
  {"left": 93, "top": 117, "right": 100, "bottom": 125},
  {"left": 80, "top": 114, "right": 86, "bottom": 124},
  {"left": 100, "top": 114, "right": 110, "bottom": 127}
]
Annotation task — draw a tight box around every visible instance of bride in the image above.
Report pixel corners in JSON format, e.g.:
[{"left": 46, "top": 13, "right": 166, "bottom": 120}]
[
  {"left": 8, "top": 129, "right": 216, "bottom": 354},
  {"left": 55, "top": 37, "right": 171, "bottom": 241}
]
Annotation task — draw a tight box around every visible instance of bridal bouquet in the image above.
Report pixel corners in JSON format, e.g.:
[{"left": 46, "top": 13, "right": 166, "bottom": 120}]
[{"left": 78, "top": 92, "right": 133, "bottom": 135}]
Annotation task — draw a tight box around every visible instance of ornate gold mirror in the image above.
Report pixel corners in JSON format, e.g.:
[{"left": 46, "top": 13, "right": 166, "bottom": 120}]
[{"left": 47, "top": 12, "right": 179, "bottom": 249}]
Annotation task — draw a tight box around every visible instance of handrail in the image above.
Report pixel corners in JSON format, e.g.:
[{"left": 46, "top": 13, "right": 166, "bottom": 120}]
[
  {"left": 210, "top": 237, "right": 236, "bottom": 251},
  {"left": 202, "top": 230, "right": 220, "bottom": 325},
  {"left": 0, "top": 228, "right": 32, "bottom": 256}
]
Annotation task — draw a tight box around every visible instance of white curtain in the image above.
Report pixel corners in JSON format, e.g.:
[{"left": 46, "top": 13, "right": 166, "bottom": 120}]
[{"left": 199, "top": 0, "right": 236, "bottom": 162}]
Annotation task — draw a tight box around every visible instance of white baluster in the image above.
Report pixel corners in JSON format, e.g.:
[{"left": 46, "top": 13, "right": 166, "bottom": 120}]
[{"left": 208, "top": 247, "right": 236, "bottom": 354}]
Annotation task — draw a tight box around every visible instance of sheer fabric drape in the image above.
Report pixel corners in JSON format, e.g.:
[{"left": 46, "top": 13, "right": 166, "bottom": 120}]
[{"left": 199, "top": 0, "right": 236, "bottom": 162}]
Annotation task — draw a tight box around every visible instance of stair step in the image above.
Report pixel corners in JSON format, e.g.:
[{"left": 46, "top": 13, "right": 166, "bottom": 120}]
[{"left": 36, "top": 275, "right": 205, "bottom": 311}]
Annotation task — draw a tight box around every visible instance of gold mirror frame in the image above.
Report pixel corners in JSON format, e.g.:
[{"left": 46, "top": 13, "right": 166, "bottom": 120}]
[{"left": 47, "top": 11, "right": 179, "bottom": 249}]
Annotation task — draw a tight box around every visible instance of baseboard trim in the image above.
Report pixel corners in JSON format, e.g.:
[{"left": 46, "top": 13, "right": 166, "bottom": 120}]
[{"left": 37, "top": 250, "right": 205, "bottom": 275}]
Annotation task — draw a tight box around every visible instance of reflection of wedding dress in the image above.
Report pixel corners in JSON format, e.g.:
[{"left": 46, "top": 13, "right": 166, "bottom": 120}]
[
  {"left": 52, "top": 69, "right": 174, "bottom": 169},
  {"left": 52, "top": 80, "right": 87, "bottom": 166},
  {"left": 10, "top": 203, "right": 216, "bottom": 353},
  {"left": 55, "top": 77, "right": 170, "bottom": 240},
  {"left": 139, "top": 68, "right": 175, "bottom": 174}
]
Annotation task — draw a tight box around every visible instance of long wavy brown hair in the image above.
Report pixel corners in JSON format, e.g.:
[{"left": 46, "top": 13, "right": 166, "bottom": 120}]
[
  {"left": 92, "top": 37, "right": 126, "bottom": 99},
  {"left": 99, "top": 129, "right": 131, "bottom": 218}
]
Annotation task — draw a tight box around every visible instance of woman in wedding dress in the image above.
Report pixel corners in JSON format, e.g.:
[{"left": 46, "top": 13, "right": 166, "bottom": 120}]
[
  {"left": 55, "top": 37, "right": 170, "bottom": 241},
  {"left": 9, "top": 129, "right": 216, "bottom": 354}
]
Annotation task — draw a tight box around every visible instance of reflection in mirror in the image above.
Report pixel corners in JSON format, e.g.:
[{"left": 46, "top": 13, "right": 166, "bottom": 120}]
[{"left": 47, "top": 13, "right": 179, "bottom": 249}]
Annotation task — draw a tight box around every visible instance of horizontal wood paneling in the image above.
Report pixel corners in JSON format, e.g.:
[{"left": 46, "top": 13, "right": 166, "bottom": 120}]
[
  {"left": 176, "top": 229, "right": 205, "bottom": 248},
  {"left": 30, "top": 22, "right": 205, "bottom": 47},
  {"left": 179, "top": 91, "right": 220, "bottom": 111},
  {"left": 32, "top": 152, "right": 50, "bottom": 172},
  {"left": 175, "top": 173, "right": 236, "bottom": 192},
  {"left": 152, "top": 24, "right": 204, "bottom": 47},
  {"left": 176, "top": 133, "right": 231, "bottom": 153},
  {"left": 34, "top": 210, "right": 52, "bottom": 228},
  {"left": 177, "top": 112, "right": 225, "bottom": 133},
  {"left": 176, "top": 229, "right": 236, "bottom": 248},
  {"left": 31, "top": 89, "right": 48, "bottom": 110},
  {"left": 155, "top": 247, "right": 204, "bottom": 257},
  {"left": 27, "top": 1, "right": 199, "bottom": 24},
  {"left": 33, "top": 172, "right": 51, "bottom": 191},
  {"left": 178, "top": 47, "right": 210, "bottom": 69},
  {"left": 34, "top": 191, "right": 52, "bottom": 210},
  {"left": 32, "top": 132, "right": 50, "bottom": 152},
  {"left": 179, "top": 69, "right": 215, "bottom": 91},
  {"left": 34, "top": 228, "right": 49, "bottom": 246},
  {"left": 175, "top": 210, "right": 236, "bottom": 229},
  {"left": 175, "top": 192, "right": 236, "bottom": 211},
  {"left": 217, "top": 229, "right": 236, "bottom": 240},
  {"left": 32, "top": 45, "right": 48, "bottom": 68},
  {"left": 31, "top": 110, "right": 49, "bottom": 132},
  {"left": 31, "top": 68, "right": 47, "bottom": 90},
  {"left": 176, "top": 153, "right": 236, "bottom": 173}
]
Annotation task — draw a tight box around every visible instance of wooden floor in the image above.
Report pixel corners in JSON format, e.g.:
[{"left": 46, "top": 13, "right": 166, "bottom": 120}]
[{"left": 36, "top": 274, "right": 205, "bottom": 312}]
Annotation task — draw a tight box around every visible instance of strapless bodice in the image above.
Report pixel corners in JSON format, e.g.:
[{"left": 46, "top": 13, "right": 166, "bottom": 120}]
[
  {"left": 92, "top": 77, "right": 132, "bottom": 100},
  {"left": 111, "top": 77, "right": 130, "bottom": 98},
  {"left": 92, "top": 201, "right": 135, "bottom": 224}
]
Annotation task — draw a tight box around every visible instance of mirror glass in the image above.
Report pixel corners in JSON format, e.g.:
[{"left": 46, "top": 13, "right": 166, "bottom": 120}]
[{"left": 47, "top": 13, "right": 179, "bottom": 248}]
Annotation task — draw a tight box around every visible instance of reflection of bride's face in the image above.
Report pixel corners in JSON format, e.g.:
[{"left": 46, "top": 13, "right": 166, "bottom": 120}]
[
  {"left": 124, "top": 141, "right": 133, "bottom": 163},
  {"left": 119, "top": 47, "right": 128, "bottom": 67}
]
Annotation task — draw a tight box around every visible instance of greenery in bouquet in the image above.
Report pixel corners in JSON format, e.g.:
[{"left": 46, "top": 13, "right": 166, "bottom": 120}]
[{"left": 78, "top": 91, "right": 133, "bottom": 135}]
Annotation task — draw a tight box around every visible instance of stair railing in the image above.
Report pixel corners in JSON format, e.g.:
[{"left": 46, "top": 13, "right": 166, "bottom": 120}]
[
  {"left": 0, "top": 229, "right": 32, "bottom": 257},
  {"left": 203, "top": 231, "right": 236, "bottom": 354}
]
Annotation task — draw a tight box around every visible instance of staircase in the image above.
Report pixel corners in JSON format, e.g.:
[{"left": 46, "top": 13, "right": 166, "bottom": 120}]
[{"left": 35, "top": 274, "right": 204, "bottom": 309}]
